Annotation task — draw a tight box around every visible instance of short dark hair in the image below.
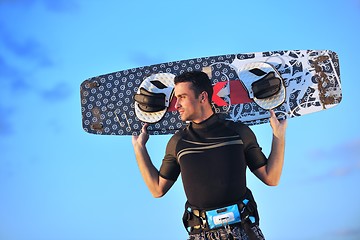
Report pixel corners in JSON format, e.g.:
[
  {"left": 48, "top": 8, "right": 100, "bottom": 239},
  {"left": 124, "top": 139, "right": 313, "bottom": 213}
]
[{"left": 174, "top": 71, "right": 213, "bottom": 102}]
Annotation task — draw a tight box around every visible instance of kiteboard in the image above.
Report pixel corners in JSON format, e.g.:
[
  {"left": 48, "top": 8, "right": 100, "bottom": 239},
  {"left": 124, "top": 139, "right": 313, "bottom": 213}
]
[{"left": 80, "top": 49, "right": 342, "bottom": 136}]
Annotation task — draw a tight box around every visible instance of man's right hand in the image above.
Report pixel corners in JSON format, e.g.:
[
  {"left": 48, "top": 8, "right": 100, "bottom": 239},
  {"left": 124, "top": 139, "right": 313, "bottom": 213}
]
[
  {"left": 132, "top": 123, "right": 149, "bottom": 148},
  {"left": 131, "top": 122, "right": 174, "bottom": 198}
]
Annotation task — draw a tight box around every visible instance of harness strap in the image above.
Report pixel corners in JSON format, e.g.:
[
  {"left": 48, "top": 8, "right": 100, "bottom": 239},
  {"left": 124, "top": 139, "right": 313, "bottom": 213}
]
[{"left": 182, "top": 208, "right": 204, "bottom": 232}]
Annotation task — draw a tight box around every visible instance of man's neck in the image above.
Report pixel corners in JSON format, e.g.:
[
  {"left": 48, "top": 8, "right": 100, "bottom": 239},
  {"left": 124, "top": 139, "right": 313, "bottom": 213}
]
[{"left": 192, "top": 107, "right": 214, "bottom": 124}]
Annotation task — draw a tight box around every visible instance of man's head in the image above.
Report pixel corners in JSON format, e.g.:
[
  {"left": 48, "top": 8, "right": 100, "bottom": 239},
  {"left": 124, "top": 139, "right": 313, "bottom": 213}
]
[
  {"left": 174, "top": 71, "right": 213, "bottom": 103},
  {"left": 173, "top": 71, "right": 214, "bottom": 123}
]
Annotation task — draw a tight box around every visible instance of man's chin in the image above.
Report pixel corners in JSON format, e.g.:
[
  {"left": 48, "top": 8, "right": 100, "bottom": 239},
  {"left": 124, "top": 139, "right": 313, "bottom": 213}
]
[{"left": 179, "top": 114, "right": 188, "bottom": 122}]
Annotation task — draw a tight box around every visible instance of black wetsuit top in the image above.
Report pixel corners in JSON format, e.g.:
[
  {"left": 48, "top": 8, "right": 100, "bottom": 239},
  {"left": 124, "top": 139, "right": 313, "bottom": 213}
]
[{"left": 159, "top": 114, "right": 267, "bottom": 209}]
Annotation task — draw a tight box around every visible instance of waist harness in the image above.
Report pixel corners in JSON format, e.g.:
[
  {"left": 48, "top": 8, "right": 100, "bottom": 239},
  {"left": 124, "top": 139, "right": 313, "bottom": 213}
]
[{"left": 182, "top": 188, "right": 260, "bottom": 238}]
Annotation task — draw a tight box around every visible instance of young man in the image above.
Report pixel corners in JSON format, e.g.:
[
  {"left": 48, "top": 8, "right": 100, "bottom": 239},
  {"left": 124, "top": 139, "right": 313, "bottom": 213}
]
[{"left": 132, "top": 71, "right": 287, "bottom": 240}]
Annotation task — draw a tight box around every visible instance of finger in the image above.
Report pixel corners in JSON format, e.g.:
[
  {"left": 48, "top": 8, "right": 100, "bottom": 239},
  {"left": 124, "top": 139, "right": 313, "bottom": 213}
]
[
  {"left": 280, "top": 118, "right": 288, "bottom": 127},
  {"left": 269, "top": 109, "right": 276, "bottom": 119},
  {"left": 141, "top": 123, "right": 149, "bottom": 134},
  {"left": 131, "top": 134, "right": 138, "bottom": 145}
]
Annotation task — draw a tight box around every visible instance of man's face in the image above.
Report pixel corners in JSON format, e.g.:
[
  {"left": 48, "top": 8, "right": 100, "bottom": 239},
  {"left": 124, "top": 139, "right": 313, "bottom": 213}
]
[{"left": 174, "top": 82, "right": 201, "bottom": 122}]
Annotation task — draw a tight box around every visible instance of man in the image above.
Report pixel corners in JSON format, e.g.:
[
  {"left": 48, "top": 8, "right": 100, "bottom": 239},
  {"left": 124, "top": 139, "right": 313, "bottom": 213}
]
[{"left": 132, "top": 71, "right": 287, "bottom": 240}]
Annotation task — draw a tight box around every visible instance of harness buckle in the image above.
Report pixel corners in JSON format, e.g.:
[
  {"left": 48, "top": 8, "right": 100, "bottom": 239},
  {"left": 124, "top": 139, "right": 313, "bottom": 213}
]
[
  {"left": 240, "top": 199, "right": 256, "bottom": 224},
  {"left": 192, "top": 209, "right": 207, "bottom": 229}
]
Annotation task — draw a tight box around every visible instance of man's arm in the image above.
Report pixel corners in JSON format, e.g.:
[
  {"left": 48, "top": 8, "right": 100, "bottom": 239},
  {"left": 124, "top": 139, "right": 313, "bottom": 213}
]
[
  {"left": 132, "top": 124, "right": 175, "bottom": 198},
  {"left": 253, "top": 110, "right": 288, "bottom": 186}
]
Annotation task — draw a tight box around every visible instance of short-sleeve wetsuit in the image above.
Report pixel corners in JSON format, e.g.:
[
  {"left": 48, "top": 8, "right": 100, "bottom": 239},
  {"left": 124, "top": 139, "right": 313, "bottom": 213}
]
[{"left": 159, "top": 114, "right": 267, "bottom": 209}]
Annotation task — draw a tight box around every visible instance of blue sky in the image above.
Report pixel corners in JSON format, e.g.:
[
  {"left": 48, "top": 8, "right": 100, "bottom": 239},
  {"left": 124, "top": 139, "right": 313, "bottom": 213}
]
[{"left": 0, "top": 0, "right": 359, "bottom": 240}]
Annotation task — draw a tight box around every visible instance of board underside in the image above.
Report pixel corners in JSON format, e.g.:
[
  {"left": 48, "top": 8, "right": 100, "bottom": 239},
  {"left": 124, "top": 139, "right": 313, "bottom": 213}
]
[{"left": 80, "top": 50, "right": 342, "bottom": 136}]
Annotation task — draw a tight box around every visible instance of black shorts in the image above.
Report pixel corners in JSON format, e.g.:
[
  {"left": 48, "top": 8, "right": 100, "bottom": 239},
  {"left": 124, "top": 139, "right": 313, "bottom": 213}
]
[{"left": 187, "top": 224, "right": 265, "bottom": 240}]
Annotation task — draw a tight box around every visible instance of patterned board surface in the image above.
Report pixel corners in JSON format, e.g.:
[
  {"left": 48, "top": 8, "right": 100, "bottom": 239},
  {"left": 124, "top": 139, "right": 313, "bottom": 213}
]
[{"left": 80, "top": 50, "right": 342, "bottom": 136}]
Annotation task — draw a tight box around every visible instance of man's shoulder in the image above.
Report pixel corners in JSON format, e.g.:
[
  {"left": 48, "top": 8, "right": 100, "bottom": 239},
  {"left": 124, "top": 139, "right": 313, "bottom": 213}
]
[
  {"left": 168, "top": 127, "right": 187, "bottom": 143},
  {"left": 216, "top": 114, "right": 246, "bottom": 128},
  {"left": 217, "top": 117, "right": 252, "bottom": 136}
]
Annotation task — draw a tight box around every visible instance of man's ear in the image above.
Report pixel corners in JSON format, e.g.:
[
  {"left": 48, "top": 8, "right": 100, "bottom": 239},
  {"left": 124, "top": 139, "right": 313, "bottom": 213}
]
[{"left": 200, "top": 91, "right": 208, "bottom": 103}]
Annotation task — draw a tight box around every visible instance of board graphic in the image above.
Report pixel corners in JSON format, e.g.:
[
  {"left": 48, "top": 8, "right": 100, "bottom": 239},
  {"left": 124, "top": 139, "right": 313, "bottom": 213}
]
[{"left": 80, "top": 50, "right": 342, "bottom": 136}]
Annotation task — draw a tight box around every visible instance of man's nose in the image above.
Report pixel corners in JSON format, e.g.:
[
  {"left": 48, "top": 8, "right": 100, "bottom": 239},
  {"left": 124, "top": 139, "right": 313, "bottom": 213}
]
[{"left": 175, "top": 98, "right": 181, "bottom": 109}]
